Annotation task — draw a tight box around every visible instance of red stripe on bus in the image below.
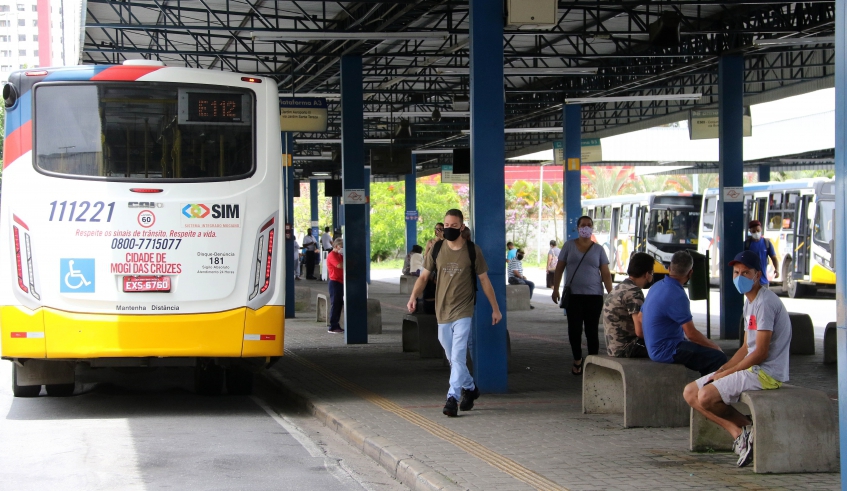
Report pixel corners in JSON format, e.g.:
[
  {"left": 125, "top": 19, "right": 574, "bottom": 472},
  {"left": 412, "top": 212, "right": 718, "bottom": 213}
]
[
  {"left": 13, "top": 214, "right": 29, "bottom": 230},
  {"left": 90, "top": 65, "right": 164, "bottom": 81},
  {"left": 3, "top": 120, "right": 32, "bottom": 169},
  {"left": 260, "top": 335, "right": 276, "bottom": 341},
  {"left": 10, "top": 332, "right": 26, "bottom": 338}
]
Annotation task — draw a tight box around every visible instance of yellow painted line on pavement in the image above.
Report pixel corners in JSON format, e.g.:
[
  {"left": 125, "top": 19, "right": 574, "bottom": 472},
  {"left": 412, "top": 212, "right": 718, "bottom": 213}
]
[{"left": 285, "top": 349, "right": 569, "bottom": 491}]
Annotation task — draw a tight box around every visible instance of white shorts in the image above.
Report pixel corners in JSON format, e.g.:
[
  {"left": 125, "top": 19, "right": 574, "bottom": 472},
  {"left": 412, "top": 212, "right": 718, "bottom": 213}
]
[{"left": 695, "top": 370, "right": 763, "bottom": 405}]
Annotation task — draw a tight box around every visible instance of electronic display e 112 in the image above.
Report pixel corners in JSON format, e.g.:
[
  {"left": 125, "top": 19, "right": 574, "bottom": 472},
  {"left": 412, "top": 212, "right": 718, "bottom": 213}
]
[{"left": 187, "top": 92, "right": 242, "bottom": 123}]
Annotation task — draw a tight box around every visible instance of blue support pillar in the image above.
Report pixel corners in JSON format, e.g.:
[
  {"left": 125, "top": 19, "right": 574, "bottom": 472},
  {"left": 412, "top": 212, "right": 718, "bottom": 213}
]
[
  {"left": 718, "top": 55, "right": 745, "bottom": 340},
  {"left": 309, "top": 179, "right": 320, "bottom": 242},
  {"left": 833, "top": 0, "right": 847, "bottom": 481},
  {"left": 283, "top": 133, "right": 296, "bottom": 319},
  {"left": 563, "top": 104, "right": 582, "bottom": 241},
  {"left": 340, "top": 55, "right": 368, "bottom": 344},
  {"left": 365, "top": 167, "right": 371, "bottom": 285},
  {"left": 469, "top": 0, "right": 507, "bottom": 394},
  {"left": 758, "top": 164, "right": 771, "bottom": 183},
  {"left": 405, "top": 156, "right": 418, "bottom": 252}
]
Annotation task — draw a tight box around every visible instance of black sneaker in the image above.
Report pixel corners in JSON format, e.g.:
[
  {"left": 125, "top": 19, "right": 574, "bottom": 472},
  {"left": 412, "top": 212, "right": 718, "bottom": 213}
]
[
  {"left": 459, "top": 386, "right": 480, "bottom": 411},
  {"left": 442, "top": 396, "right": 458, "bottom": 417}
]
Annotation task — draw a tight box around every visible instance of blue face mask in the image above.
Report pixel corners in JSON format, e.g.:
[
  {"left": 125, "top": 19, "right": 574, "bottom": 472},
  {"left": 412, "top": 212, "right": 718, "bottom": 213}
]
[{"left": 733, "top": 274, "right": 755, "bottom": 294}]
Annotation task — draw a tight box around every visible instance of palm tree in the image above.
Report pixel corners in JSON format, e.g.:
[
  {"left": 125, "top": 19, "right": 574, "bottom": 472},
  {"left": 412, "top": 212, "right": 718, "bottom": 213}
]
[{"left": 585, "top": 166, "right": 633, "bottom": 198}]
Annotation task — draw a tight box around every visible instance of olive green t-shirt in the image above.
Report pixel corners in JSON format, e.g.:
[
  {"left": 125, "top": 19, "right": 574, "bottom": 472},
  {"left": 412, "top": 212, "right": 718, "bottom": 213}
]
[{"left": 423, "top": 241, "right": 489, "bottom": 324}]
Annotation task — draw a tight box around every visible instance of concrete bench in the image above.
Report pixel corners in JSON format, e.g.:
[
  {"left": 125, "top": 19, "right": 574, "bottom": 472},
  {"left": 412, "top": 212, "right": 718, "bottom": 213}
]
[
  {"left": 316, "top": 294, "right": 329, "bottom": 326},
  {"left": 506, "top": 284, "right": 530, "bottom": 311},
  {"left": 689, "top": 385, "right": 837, "bottom": 473},
  {"left": 294, "top": 286, "right": 311, "bottom": 312},
  {"left": 367, "top": 298, "right": 382, "bottom": 335},
  {"left": 399, "top": 274, "right": 418, "bottom": 294},
  {"left": 583, "top": 355, "right": 698, "bottom": 428},
  {"left": 824, "top": 321, "right": 837, "bottom": 364},
  {"left": 402, "top": 314, "right": 443, "bottom": 359},
  {"left": 788, "top": 312, "right": 815, "bottom": 355}
]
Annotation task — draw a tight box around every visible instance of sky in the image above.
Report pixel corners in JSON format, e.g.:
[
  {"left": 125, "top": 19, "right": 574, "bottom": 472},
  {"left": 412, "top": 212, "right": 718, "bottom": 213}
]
[{"left": 508, "top": 88, "right": 835, "bottom": 175}]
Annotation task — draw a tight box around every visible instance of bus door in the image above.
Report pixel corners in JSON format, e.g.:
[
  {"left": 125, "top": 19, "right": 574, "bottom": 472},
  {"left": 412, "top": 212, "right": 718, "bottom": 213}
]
[
  {"left": 608, "top": 206, "right": 620, "bottom": 269},
  {"left": 749, "top": 196, "right": 766, "bottom": 224},
  {"left": 792, "top": 195, "right": 812, "bottom": 279},
  {"left": 634, "top": 205, "right": 647, "bottom": 253}
]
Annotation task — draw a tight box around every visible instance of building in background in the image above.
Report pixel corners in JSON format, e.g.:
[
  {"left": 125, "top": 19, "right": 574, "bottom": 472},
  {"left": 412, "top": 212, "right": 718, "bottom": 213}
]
[{"left": 0, "top": 0, "right": 81, "bottom": 80}]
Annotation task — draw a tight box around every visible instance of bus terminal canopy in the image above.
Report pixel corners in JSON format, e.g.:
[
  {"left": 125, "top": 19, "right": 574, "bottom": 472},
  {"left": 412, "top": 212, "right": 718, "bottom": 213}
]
[{"left": 81, "top": 1, "right": 836, "bottom": 179}]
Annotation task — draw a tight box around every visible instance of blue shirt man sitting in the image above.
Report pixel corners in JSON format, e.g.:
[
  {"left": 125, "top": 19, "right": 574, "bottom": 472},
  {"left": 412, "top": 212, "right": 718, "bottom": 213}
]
[{"left": 642, "top": 251, "right": 727, "bottom": 375}]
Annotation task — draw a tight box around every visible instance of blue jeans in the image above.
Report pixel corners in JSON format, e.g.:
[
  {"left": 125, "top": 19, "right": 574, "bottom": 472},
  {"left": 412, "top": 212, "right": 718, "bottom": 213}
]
[
  {"left": 672, "top": 341, "right": 727, "bottom": 376},
  {"left": 328, "top": 280, "right": 344, "bottom": 330},
  {"left": 438, "top": 317, "right": 475, "bottom": 400},
  {"left": 509, "top": 277, "right": 535, "bottom": 299}
]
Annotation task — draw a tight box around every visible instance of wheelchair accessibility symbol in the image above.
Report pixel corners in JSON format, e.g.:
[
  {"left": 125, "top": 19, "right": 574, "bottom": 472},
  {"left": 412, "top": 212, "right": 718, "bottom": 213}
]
[{"left": 60, "top": 259, "right": 95, "bottom": 293}]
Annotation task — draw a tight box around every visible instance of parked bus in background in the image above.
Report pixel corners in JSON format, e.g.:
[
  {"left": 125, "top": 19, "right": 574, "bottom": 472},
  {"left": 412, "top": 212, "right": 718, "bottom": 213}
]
[
  {"left": 698, "top": 178, "right": 834, "bottom": 297},
  {"left": 583, "top": 192, "right": 702, "bottom": 281},
  {"left": 1, "top": 61, "right": 284, "bottom": 397}
]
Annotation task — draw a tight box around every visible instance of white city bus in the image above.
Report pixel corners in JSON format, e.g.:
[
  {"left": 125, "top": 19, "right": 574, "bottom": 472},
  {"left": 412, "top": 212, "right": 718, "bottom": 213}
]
[
  {"left": 1, "top": 61, "right": 284, "bottom": 396},
  {"left": 698, "top": 178, "right": 834, "bottom": 297},
  {"left": 583, "top": 192, "right": 702, "bottom": 280}
]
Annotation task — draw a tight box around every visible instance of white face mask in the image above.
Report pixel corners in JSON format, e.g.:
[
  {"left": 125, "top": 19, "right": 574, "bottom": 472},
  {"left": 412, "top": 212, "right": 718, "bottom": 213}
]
[{"left": 750, "top": 232, "right": 762, "bottom": 240}]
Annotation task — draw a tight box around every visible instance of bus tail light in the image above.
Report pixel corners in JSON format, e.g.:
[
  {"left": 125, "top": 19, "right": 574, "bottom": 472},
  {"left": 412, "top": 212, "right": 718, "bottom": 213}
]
[
  {"left": 12, "top": 215, "right": 41, "bottom": 302},
  {"left": 247, "top": 213, "right": 278, "bottom": 308}
]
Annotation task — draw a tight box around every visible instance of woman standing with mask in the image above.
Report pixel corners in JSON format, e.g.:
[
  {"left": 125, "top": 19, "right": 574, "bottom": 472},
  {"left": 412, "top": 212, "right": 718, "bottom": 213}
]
[{"left": 551, "top": 216, "right": 614, "bottom": 375}]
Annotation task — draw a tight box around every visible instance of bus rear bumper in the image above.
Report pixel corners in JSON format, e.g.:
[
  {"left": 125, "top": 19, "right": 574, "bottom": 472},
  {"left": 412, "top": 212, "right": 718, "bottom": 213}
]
[{"left": 0, "top": 305, "right": 284, "bottom": 359}]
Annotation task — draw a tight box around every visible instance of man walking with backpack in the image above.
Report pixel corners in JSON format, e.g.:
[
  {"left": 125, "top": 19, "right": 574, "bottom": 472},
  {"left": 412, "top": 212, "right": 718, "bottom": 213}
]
[
  {"left": 407, "top": 209, "right": 502, "bottom": 417},
  {"left": 744, "top": 220, "right": 779, "bottom": 287}
]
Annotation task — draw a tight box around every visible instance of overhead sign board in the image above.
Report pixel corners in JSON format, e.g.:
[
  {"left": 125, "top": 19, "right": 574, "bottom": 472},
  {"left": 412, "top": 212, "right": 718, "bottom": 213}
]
[
  {"left": 441, "top": 164, "right": 469, "bottom": 183},
  {"left": 279, "top": 98, "right": 328, "bottom": 132},
  {"left": 688, "top": 107, "right": 752, "bottom": 140},
  {"left": 553, "top": 139, "right": 602, "bottom": 165}
]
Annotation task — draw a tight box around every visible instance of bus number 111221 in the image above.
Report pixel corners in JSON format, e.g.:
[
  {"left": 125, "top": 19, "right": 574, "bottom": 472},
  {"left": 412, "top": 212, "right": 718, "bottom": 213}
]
[{"left": 49, "top": 201, "right": 115, "bottom": 222}]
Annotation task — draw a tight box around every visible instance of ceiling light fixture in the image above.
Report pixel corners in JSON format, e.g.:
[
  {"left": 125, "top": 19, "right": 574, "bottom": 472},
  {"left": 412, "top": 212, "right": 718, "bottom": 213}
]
[
  {"left": 565, "top": 94, "right": 702, "bottom": 104},
  {"left": 253, "top": 31, "right": 446, "bottom": 41},
  {"left": 436, "top": 67, "right": 597, "bottom": 75},
  {"left": 753, "top": 36, "right": 834, "bottom": 46},
  {"left": 364, "top": 111, "right": 469, "bottom": 118}
]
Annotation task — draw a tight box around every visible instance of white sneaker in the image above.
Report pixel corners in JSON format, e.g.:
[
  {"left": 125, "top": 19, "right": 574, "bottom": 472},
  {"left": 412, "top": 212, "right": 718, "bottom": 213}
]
[{"left": 736, "top": 425, "right": 754, "bottom": 468}]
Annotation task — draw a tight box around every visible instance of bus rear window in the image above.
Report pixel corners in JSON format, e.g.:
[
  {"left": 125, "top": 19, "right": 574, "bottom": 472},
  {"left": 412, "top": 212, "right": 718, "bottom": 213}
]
[{"left": 34, "top": 84, "right": 254, "bottom": 180}]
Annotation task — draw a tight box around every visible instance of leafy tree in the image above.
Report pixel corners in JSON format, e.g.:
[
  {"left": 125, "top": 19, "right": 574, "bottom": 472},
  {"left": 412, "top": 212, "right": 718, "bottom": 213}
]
[{"left": 584, "top": 166, "right": 631, "bottom": 198}]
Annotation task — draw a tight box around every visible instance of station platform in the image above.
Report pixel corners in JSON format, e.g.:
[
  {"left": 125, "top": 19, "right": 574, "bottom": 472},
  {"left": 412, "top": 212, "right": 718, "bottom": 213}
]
[{"left": 267, "top": 271, "right": 840, "bottom": 491}]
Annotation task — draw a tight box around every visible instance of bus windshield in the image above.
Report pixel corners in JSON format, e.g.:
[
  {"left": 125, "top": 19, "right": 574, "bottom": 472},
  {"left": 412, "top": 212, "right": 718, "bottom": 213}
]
[
  {"left": 34, "top": 84, "right": 255, "bottom": 180},
  {"left": 648, "top": 209, "right": 700, "bottom": 245},
  {"left": 814, "top": 199, "right": 835, "bottom": 247}
]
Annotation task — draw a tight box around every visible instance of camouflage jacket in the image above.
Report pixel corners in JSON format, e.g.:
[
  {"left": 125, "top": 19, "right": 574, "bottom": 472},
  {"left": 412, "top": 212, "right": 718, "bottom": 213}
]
[{"left": 602, "top": 278, "right": 644, "bottom": 357}]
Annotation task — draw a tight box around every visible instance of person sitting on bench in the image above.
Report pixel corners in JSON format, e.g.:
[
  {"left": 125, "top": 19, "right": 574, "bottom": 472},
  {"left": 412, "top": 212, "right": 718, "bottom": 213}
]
[{"left": 682, "top": 250, "right": 792, "bottom": 468}]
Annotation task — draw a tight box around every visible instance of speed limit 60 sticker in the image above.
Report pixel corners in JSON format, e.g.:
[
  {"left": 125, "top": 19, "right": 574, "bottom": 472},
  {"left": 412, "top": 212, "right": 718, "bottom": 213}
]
[{"left": 138, "top": 210, "right": 156, "bottom": 228}]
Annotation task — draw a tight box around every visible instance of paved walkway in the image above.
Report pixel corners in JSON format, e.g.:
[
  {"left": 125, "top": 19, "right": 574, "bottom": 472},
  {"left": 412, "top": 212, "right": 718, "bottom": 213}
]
[{"left": 267, "top": 272, "right": 840, "bottom": 491}]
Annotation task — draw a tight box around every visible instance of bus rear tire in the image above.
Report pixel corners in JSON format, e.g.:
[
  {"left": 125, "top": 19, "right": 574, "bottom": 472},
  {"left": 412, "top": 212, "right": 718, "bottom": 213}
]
[
  {"left": 12, "top": 365, "right": 41, "bottom": 398},
  {"left": 195, "top": 363, "right": 224, "bottom": 396},
  {"left": 45, "top": 383, "right": 75, "bottom": 397},
  {"left": 784, "top": 259, "right": 810, "bottom": 299},
  {"left": 225, "top": 367, "right": 254, "bottom": 396}
]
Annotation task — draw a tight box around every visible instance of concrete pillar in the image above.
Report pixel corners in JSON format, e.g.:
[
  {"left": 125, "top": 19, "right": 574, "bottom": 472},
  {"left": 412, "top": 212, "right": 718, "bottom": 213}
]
[
  {"left": 563, "top": 104, "right": 582, "bottom": 241},
  {"left": 469, "top": 0, "right": 507, "bottom": 393},
  {"left": 283, "top": 133, "right": 295, "bottom": 319},
  {"left": 833, "top": 0, "right": 847, "bottom": 479},
  {"left": 332, "top": 196, "right": 340, "bottom": 233},
  {"left": 309, "top": 179, "right": 319, "bottom": 242},
  {"left": 340, "top": 55, "right": 368, "bottom": 344},
  {"left": 365, "top": 167, "right": 371, "bottom": 285},
  {"left": 718, "top": 55, "right": 745, "bottom": 340},
  {"left": 405, "top": 156, "right": 418, "bottom": 252},
  {"left": 758, "top": 164, "right": 771, "bottom": 183}
]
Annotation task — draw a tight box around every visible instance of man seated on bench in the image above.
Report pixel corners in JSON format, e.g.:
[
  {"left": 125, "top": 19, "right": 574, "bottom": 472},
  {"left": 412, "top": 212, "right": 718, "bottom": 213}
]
[
  {"left": 642, "top": 251, "right": 726, "bottom": 374},
  {"left": 683, "top": 251, "right": 792, "bottom": 468},
  {"left": 602, "top": 252, "right": 654, "bottom": 358}
]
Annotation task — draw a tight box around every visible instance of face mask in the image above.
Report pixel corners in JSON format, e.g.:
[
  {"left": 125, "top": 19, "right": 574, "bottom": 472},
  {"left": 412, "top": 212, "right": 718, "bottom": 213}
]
[
  {"left": 516, "top": 254, "right": 524, "bottom": 261},
  {"left": 578, "top": 226, "right": 593, "bottom": 239},
  {"left": 733, "top": 274, "right": 755, "bottom": 294},
  {"left": 750, "top": 232, "right": 761, "bottom": 240},
  {"left": 442, "top": 227, "right": 461, "bottom": 241}
]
